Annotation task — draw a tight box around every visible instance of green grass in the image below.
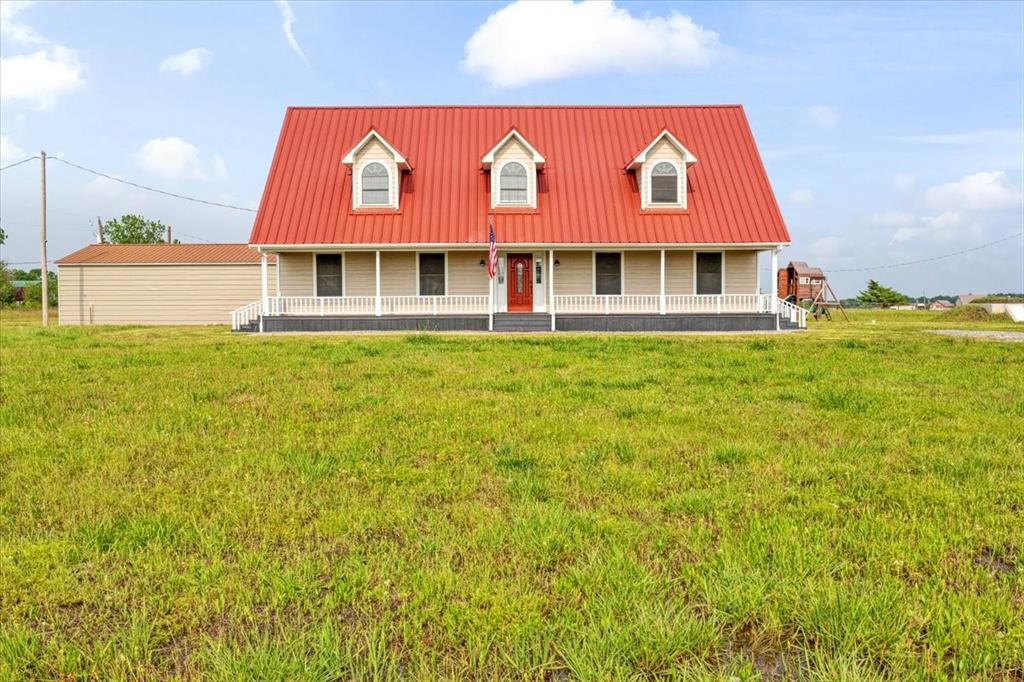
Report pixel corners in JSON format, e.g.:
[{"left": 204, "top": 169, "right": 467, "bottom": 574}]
[{"left": 1, "top": 308, "right": 1022, "bottom": 680}]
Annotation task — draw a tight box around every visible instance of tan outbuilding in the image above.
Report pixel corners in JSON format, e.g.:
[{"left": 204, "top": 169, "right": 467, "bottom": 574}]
[{"left": 56, "top": 244, "right": 274, "bottom": 325}]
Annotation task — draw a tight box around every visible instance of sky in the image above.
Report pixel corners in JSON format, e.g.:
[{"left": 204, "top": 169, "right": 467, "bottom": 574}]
[{"left": 1, "top": 0, "right": 1022, "bottom": 297}]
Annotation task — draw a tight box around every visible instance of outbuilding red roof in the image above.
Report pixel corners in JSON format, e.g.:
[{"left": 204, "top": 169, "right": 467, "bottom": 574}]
[
  {"left": 56, "top": 243, "right": 271, "bottom": 265},
  {"left": 249, "top": 105, "right": 789, "bottom": 246}
]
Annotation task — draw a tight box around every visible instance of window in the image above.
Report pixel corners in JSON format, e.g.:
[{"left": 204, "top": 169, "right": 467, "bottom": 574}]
[
  {"left": 418, "top": 253, "right": 445, "bottom": 296},
  {"left": 316, "top": 254, "right": 343, "bottom": 297},
  {"left": 536, "top": 257, "right": 542, "bottom": 285},
  {"left": 650, "top": 162, "right": 678, "bottom": 204},
  {"left": 595, "top": 253, "right": 622, "bottom": 295},
  {"left": 499, "top": 162, "right": 528, "bottom": 204},
  {"left": 695, "top": 252, "right": 723, "bottom": 295},
  {"left": 361, "top": 162, "right": 389, "bottom": 204},
  {"left": 799, "top": 276, "right": 810, "bottom": 285}
]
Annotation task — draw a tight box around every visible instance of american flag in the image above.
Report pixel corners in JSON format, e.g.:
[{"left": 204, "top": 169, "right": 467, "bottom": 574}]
[{"left": 487, "top": 222, "right": 497, "bottom": 279}]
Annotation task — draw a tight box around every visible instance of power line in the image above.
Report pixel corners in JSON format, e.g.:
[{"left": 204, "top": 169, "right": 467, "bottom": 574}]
[
  {"left": 48, "top": 156, "right": 258, "bottom": 213},
  {"left": 828, "top": 231, "right": 1024, "bottom": 272},
  {"left": 0, "top": 155, "right": 39, "bottom": 172}
]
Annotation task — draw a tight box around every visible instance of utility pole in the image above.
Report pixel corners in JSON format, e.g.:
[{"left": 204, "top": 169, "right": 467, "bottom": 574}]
[
  {"left": 40, "top": 150, "right": 48, "bottom": 327},
  {"left": 167, "top": 225, "right": 172, "bottom": 244},
  {"left": 97, "top": 216, "right": 104, "bottom": 244}
]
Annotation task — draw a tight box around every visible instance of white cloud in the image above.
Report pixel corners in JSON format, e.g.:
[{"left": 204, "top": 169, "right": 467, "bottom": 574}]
[
  {"left": 159, "top": 47, "right": 211, "bottom": 76},
  {"left": 0, "top": 135, "right": 26, "bottom": 164},
  {"left": 0, "top": 47, "right": 85, "bottom": 109},
  {"left": 807, "top": 105, "right": 838, "bottom": 129},
  {"left": 137, "top": 137, "right": 227, "bottom": 181},
  {"left": 788, "top": 188, "right": 814, "bottom": 204},
  {"left": 924, "top": 171, "right": 1023, "bottom": 212},
  {"left": 0, "top": 4, "right": 85, "bottom": 110},
  {"left": 81, "top": 175, "right": 124, "bottom": 198},
  {"left": 892, "top": 174, "right": 916, "bottom": 191},
  {"left": 463, "top": 0, "right": 719, "bottom": 88},
  {"left": 0, "top": 1, "right": 45, "bottom": 46},
  {"left": 276, "top": 0, "right": 308, "bottom": 64},
  {"left": 891, "top": 212, "right": 966, "bottom": 244}
]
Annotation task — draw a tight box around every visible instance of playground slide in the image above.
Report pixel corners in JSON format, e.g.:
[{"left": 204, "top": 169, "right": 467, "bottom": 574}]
[{"left": 1006, "top": 304, "right": 1024, "bottom": 323}]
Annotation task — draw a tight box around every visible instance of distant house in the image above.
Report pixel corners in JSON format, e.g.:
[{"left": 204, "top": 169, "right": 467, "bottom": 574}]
[
  {"left": 56, "top": 244, "right": 275, "bottom": 325},
  {"left": 777, "top": 261, "right": 826, "bottom": 302},
  {"left": 956, "top": 294, "right": 979, "bottom": 306},
  {"left": 238, "top": 104, "right": 801, "bottom": 333},
  {"left": 11, "top": 279, "right": 40, "bottom": 303},
  {"left": 928, "top": 300, "right": 954, "bottom": 311}
]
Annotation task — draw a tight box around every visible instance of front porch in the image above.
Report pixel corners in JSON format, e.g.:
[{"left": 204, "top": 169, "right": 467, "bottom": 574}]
[{"left": 232, "top": 247, "right": 807, "bottom": 332}]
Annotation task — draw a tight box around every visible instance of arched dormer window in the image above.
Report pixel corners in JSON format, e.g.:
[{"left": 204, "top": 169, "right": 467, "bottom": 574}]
[
  {"left": 499, "top": 162, "right": 528, "bottom": 204},
  {"left": 361, "top": 162, "right": 389, "bottom": 204},
  {"left": 650, "top": 162, "right": 679, "bottom": 204}
]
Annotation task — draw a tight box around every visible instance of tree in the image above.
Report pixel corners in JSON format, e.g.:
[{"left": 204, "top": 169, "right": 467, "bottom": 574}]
[
  {"left": 103, "top": 214, "right": 169, "bottom": 244},
  {"left": 24, "top": 271, "right": 58, "bottom": 308},
  {"left": 857, "top": 280, "right": 909, "bottom": 308}
]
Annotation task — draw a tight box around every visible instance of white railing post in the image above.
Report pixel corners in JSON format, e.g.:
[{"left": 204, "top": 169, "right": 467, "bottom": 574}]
[
  {"left": 375, "top": 250, "right": 382, "bottom": 317},
  {"left": 259, "top": 252, "right": 269, "bottom": 332},
  {"left": 717, "top": 295, "right": 722, "bottom": 314},
  {"left": 549, "top": 249, "right": 555, "bottom": 331},
  {"left": 659, "top": 249, "right": 666, "bottom": 315},
  {"left": 604, "top": 296, "right": 609, "bottom": 315}
]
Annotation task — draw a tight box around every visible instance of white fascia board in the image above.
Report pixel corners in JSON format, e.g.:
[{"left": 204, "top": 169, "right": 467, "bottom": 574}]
[
  {"left": 481, "top": 129, "right": 545, "bottom": 168},
  {"left": 341, "top": 129, "right": 410, "bottom": 170},
  {"left": 628, "top": 129, "right": 698, "bottom": 169}
]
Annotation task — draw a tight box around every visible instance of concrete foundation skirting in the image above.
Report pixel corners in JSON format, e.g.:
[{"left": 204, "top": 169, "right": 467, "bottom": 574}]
[
  {"left": 262, "top": 315, "right": 489, "bottom": 332},
  {"left": 555, "top": 313, "right": 777, "bottom": 332}
]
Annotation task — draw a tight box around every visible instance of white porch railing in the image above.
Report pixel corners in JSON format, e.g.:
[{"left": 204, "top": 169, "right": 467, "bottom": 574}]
[
  {"left": 553, "top": 293, "right": 774, "bottom": 315},
  {"left": 267, "top": 296, "right": 377, "bottom": 316},
  {"left": 380, "top": 295, "right": 489, "bottom": 315},
  {"left": 777, "top": 297, "right": 808, "bottom": 329},
  {"left": 231, "top": 301, "right": 263, "bottom": 330}
]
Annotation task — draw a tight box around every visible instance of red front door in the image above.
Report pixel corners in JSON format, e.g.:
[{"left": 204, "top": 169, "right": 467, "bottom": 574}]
[{"left": 507, "top": 253, "right": 533, "bottom": 312}]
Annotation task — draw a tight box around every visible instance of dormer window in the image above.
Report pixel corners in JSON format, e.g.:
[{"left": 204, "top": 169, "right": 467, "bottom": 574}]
[
  {"left": 482, "top": 129, "right": 545, "bottom": 210},
  {"left": 499, "top": 162, "right": 528, "bottom": 204},
  {"left": 341, "top": 128, "right": 411, "bottom": 210},
  {"left": 650, "top": 162, "right": 679, "bottom": 204},
  {"left": 628, "top": 129, "right": 697, "bottom": 210},
  {"left": 361, "top": 162, "right": 389, "bottom": 204}
]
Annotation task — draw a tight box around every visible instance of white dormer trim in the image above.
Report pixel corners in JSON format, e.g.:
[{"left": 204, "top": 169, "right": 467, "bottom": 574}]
[
  {"left": 627, "top": 129, "right": 698, "bottom": 169},
  {"left": 341, "top": 129, "right": 411, "bottom": 170},
  {"left": 481, "top": 129, "right": 545, "bottom": 169}
]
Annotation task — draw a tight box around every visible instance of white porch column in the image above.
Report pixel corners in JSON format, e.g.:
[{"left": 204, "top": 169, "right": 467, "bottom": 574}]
[
  {"left": 375, "top": 250, "right": 382, "bottom": 316},
  {"left": 488, "top": 262, "right": 494, "bottom": 331},
  {"left": 548, "top": 249, "right": 555, "bottom": 331},
  {"left": 260, "top": 251, "right": 269, "bottom": 333},
  {"left": 659, "top": 249, "right": 666, "bottom": 315},
  {"left": 770, "top": 248, "right": 779, "bottom": 312}
]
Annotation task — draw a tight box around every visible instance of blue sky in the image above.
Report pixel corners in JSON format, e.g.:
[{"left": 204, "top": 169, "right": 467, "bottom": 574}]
[{"left": 1, "top": 0, "right": 1021, "bottom": 296}]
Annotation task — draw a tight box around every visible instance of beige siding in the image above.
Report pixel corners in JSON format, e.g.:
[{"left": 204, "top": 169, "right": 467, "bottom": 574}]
[
  {"left": 447, "top": 251, "right": 488, "bottom": 295},
  {"left": 381, "top": 252, "right": 416, "bottom": 295},
  {"left": 553, "top": 250, "right": 592, "bottom": 295},
  {"left": 345, "top": 252, "right": 376, "bottom": 296},
  {"left": 624, "top": 251, "right": 660, "bottom": 295},
  {"left": 279, "top": 252, "right": 314, "bottom": 296},
  {"left": 725, "top": 250, "right": 758, "bottom": 294},
  {"left": 492, "top": 138, "right": 536, "bottom": 208},
  {"left": 58, "top": 263, "right": 273, "bottom": 326},
  {"left": 666, "top": 250, "right": 694, "bottom": 295},
  {"left": 353, "top": 138, "right": 400, "bottom": 209},
  {"left": 641, "top": 138, "right": 686, "bottom": 209}
]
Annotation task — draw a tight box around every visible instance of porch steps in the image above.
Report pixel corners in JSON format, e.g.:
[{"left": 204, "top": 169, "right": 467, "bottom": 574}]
[{"left": 493, "top": 313, "right": 552, "bottom": 333}]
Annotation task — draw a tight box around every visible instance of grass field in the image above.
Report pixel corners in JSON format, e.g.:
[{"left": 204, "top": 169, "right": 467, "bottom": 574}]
[{"left": 1, "top": 308, "right": 1021, "bottom": 680}]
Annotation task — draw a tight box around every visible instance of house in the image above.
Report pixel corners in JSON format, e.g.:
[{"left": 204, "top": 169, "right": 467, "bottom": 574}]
[
  {"left": 777, "top": 261, "right": 826, "bottom": 303},
  {"left": 928, "top": 300, "right": 954, "bottom": 311},
  {"left": 57, "top": 243, "right": 275, "bottom": 325},
  {"left": 11, "top": 279, "right": 40, "bottom": 303},
  {"left": 956, "top": 294, "right": 979, "bottom": 306},
  {"left": 237, "top": 105, "right": 799, "bottom": 332}
]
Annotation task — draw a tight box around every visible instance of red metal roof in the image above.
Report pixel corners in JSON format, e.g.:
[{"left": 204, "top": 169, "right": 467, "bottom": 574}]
[
  {"left": 249, "top": 105, "right": 789, "bottom": 246},
  {"left": 56, "top": 243, "right": 272, "bottom": 265}
]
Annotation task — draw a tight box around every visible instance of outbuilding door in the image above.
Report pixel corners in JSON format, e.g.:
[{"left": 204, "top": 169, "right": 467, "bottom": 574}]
[{"left": 507, "top": 254, "right": 533, "bottom": 312}]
